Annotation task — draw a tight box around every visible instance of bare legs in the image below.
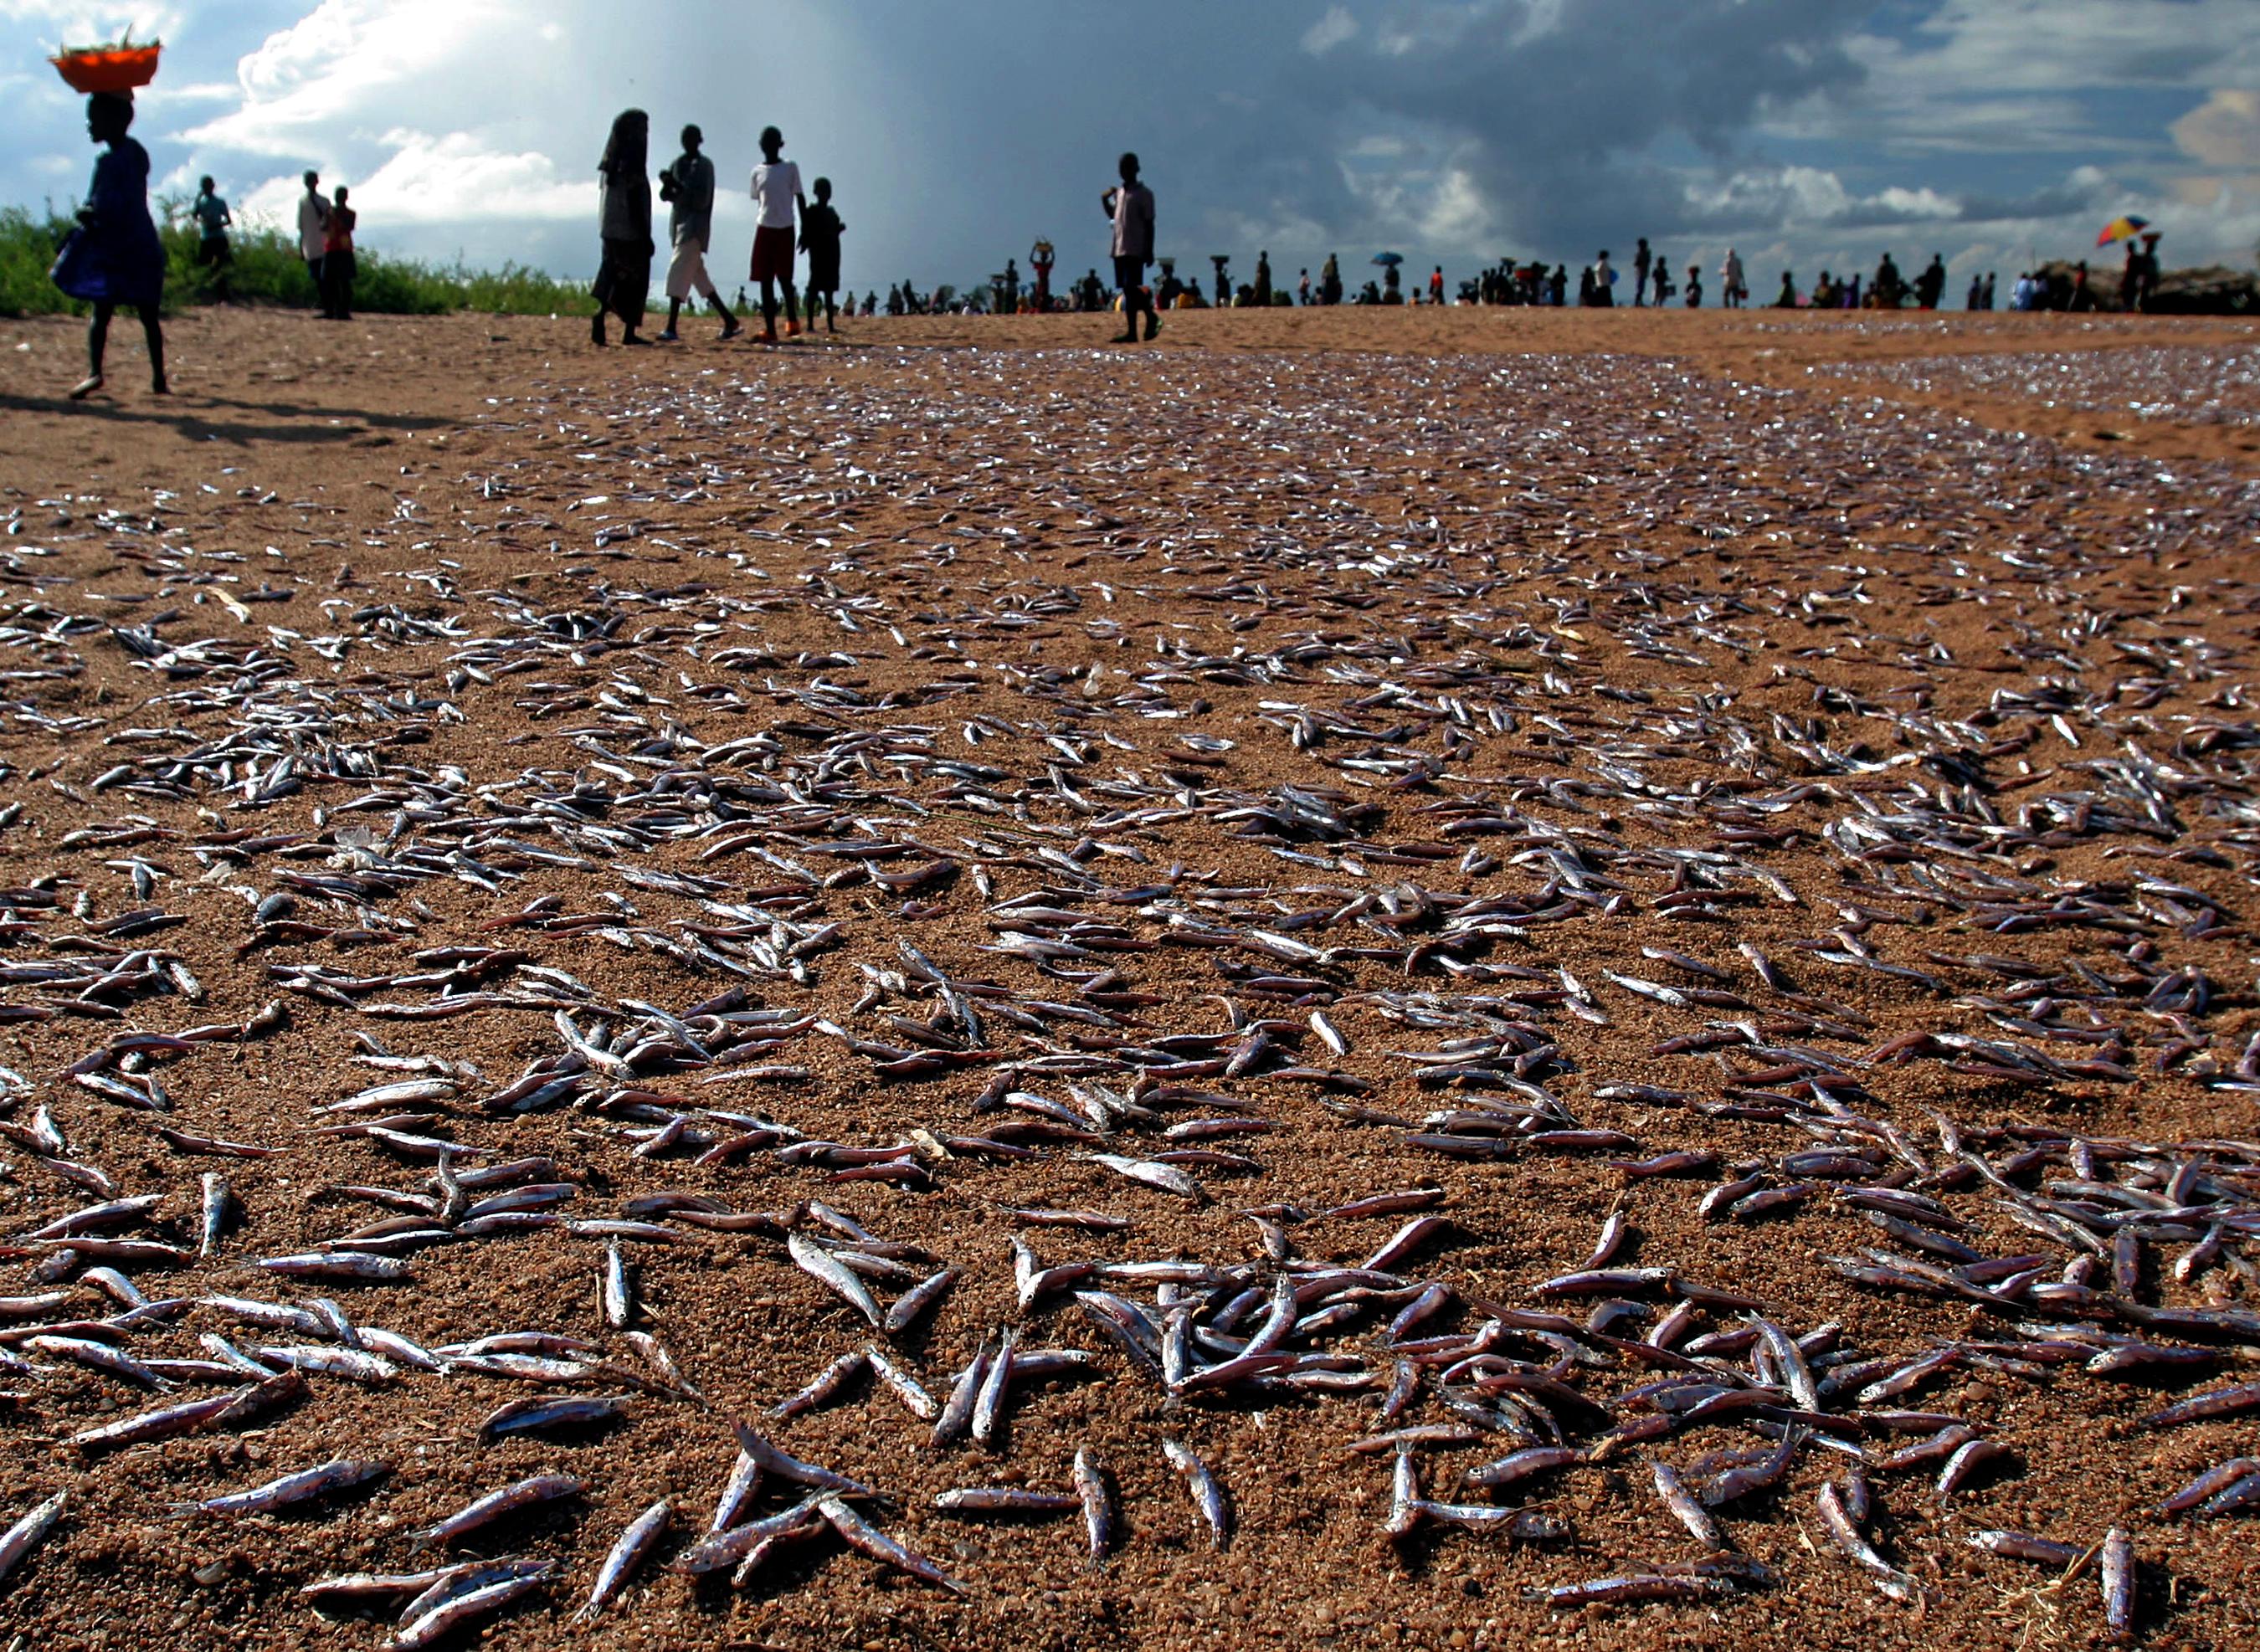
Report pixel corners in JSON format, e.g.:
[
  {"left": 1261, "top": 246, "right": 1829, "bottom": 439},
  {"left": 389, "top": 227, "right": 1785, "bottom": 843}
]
[{"left": 71, "top": 301, "right": 166, "bottom": 399}]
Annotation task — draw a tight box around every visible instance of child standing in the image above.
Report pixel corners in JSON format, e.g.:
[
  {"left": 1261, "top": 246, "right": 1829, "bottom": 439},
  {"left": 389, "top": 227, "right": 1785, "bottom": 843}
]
[
  {"left": 748, "top": 126, "right": 804, "bottom": 342},
  {"left": 321, "top": 184, "right": 357, "bottom": 321},
  {"left": 800, "top": 177, "right": 845, "bottom": 334}
]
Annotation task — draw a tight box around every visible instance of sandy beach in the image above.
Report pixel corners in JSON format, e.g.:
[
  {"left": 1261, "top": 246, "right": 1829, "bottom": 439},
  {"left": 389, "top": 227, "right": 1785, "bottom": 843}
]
[{"left": 0, "top": 304, "right": 2254, "bottom": 1650}]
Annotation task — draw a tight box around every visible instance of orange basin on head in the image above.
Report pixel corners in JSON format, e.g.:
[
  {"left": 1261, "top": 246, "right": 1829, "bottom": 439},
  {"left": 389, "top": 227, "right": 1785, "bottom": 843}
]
[{"left": 52, "top": 44, "right": 162, "bottom": 95}]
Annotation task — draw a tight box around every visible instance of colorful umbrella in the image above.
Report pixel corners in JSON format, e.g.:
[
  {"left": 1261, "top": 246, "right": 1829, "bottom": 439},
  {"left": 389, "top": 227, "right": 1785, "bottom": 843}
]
[
  {"left": 2095, "top": 215, "right": 2150, "bottom": 248},
  {"left": 1371, "top": 252, "right": 1404, "bottom": 267}
]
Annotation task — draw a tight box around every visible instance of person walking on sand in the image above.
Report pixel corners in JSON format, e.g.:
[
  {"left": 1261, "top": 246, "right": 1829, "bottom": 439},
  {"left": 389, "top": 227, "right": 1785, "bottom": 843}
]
[
  {"left": 592, "top": 110, "right": 654, "bottom": 346},
  {"left": 749, "top": 126, "right": 805, "bottom": 342},
  {"left": 801, "top": 177, "right": 845, "bottom": 332},
  {"left": 54, "top": 92, "right": 167, "bottom": 399},
  {"left": 319, "top": 183, "right": 357, "bottom": 320},
  {"left": 657, "top": 125, "right": 739, "bottom": 342},
  {"left": 1102, "top": 151, "right": 1157, "bottom": 344},
  {"left": 1721, "top": 247, "right": 1744, "bottom": 309},
  {"left": 1631, "top": 238, "right": 1650, "bottom": 306},
  {"left": 297, "top": 170, "right": 331, "bottom": 303},
  {"left": 192, "top": 175, "right": 232, "bottom": 295}
]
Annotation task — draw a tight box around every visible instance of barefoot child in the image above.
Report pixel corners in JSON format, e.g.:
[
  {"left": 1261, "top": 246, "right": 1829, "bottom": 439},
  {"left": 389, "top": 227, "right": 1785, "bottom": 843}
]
[
  {"left": 1101, "top": 151, "right": 1157, "bottom": 345},
  {"left": 748, "top": 126, "right": 804, "bottom": 342},
  {"left": 53, "top": 92, "right": 167, "bottom": 399},
  {"left": 800, "top": 177, "right": 845, "bottom": 334},
  {"left": 658, "top": 124, "right": 739, "bottom": 341}
]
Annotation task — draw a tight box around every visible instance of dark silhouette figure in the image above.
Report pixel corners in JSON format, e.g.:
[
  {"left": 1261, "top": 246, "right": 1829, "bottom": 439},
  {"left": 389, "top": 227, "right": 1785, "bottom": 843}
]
[
  {"left": 192, "top": 174, "right": 232, "bottom": 299},
  {"left": 1872, "top": 251, "right": 1903, "bottom": 308},
  {"left": 54, "top": 93, "right": 167, "bottom": 399},
  {"left": 1254, "top": 249, "right": 1271, "bottom": 305},
  {"left": 1632, "top": 238, "right": 1651, "bottom": 306},
  {"left": 320, "top": 183, "right": 357, "bottom": 320},
  {"left": 801, "top": 177, "right": 845, "bottom": 332},
  {"left": 592, "top": 110, "right": 654, "bottom": 346},
  {"left": 1102, "top": 151, "right": 1157, "bottom": 343},
  {"left": 1915, "top": 254, "right": 1946, "bottom": 310}
]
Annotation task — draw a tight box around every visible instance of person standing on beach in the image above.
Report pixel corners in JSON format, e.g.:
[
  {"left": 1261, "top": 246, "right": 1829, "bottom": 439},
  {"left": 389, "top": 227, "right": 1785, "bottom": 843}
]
[
  {"left": 1631, "top": 238, "right": 1650, "bottom": 306},
  {"left": 592, "top": 110, "right": 654, "bottom": 346},
  {"left": 1254, "top": 250, "right": 1271, "bottom": 305},
  {"left": 657, "top": 125, "right": 739, "bottom": 342},
  {"left": 319, "top": 183, "right": 357, "bottom": 321},
  {"left": 1298, "top": 268, "right": 1311, "bottom": 305},
  {"left": 749, "top": 126, "right": 804, "bottom": 342},
  {"left": 1650, "top": 254, "right": 1669, "bottom": 307},
  {"left": 298, "top": 170, "right": 331, "bottom": 302},
  {"left": 1593, "top": 250, "right": 1614, "bottom": 306},
  {"left": 801, "top": 177, "right": 845, "bottom": 333},
  {"left": 54, "top": 92, "right": 167, "bottom": 400},
  {"left": 1720, "top": 247, "right": 1744, "bottom": 309},
  {"left": 192, "top": 175, "right": 232, "bottom": 295},
  {"left": 1102, "top": 151, "right": 1157, "bottom": 344},
  {"left": 1685, "top": 261, "right": 1702, "bottom": 308},
  {"left": 1322, "top": 253, "right": 1342, "bottom": 305},
  {"left": 1030, "top": 239, "right": 1054, "bottom": 310},
  {"left": 1430, "top": 264, "right": 1444, "bottom": 304}
]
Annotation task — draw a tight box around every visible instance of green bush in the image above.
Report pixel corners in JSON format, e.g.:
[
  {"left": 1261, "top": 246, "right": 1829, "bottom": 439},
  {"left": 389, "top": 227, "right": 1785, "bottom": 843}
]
[{"left": 0, "top": 198, "right": 598, "bottom": 318}]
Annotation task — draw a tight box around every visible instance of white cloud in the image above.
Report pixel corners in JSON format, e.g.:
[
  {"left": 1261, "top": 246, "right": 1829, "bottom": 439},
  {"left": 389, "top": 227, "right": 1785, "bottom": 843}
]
[
  {"left": 346, "top": 129, "right": 589, "bottom": 223},
  {"left": 1301, "top": 4, "right": 1355, "bottom": 55},
  {"left": 2174, "top": 88, "right": 2260, "bottom": 172},
  {"left": 185, "top": 0, "right": 523, "bottom": 157}
]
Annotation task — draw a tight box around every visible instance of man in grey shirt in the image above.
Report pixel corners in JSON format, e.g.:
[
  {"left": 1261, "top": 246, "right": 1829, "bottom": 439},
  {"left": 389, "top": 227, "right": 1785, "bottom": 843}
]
[{"left": 658, "top": 124, "right": 739, "bottom": 341}]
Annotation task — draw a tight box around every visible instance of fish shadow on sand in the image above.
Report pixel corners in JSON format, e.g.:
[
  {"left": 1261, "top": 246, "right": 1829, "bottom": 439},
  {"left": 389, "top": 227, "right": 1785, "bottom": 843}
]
[{"left": 0, "top": 392, "right": 448, "bottom": 446}]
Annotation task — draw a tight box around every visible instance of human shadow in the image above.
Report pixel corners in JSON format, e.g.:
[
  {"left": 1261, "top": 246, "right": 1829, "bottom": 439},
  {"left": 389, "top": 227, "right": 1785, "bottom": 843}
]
[{"left": 0, "top": 392, "right": 439, "bottom": 446}]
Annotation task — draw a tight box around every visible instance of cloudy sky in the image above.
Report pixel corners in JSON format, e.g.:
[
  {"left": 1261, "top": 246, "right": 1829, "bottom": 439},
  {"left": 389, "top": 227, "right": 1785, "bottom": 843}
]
[{"left": 4, "top": 0, "right": 2257, "bottom": 298}]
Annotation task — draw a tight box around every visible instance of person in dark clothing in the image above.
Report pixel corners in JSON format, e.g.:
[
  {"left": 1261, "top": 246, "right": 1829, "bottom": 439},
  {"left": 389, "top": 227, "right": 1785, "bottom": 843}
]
[
  {"left": 1322, "top": 253, "right": 1343, "bottom": 305},
  {"left": 191, "top": 175, "right": 232, "bottom": 296},
  {"left": 1578, "top": 266, "right": 1596, "bottom": 307},
  {"left": 1102, "top": 151, "right": 1158, "bottom": 344},
  {"left": 1253, "top": 249, "right": 1271, "bottom": 305},
  {"left": 1773, "top": 269, "right": 1798, "bottom": 308},
  {"left": 1549, "top": 264, "right": 1568, "bottom": 306},
  {"left": 1980, "top": 272, "right": 1995, "bottom": 310},
  {"left": 53, "top": 93, "right": 167, "bottom": 399},
  {"left": 800, "top": 177, "right": 845, "bottom": 332},
  {"left": 1631, "top": 238, "right": 1651, "bottom": 307},
  {"left": 1915, "top": 253, "right": 1946, "bottom": 310},
  {"left": 1872, "top": 251, "right": 1903, "bottom": 308},
  {"left": 1685, "top": 262, "right": 1702, "bottom": 308},
  {"left": 1651, "top": 253, "right": 1669, "bottom": 307},
  {"left": 592, "top": 110, "right": 654, "bottom": 346},
  {"left": 320, "top": 183, "right": 357, "bottom": 320}
]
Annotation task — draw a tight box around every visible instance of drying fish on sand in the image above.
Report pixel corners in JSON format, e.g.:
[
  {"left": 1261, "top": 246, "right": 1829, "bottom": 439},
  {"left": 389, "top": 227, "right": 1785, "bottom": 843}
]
[{"left": 0, "top": 304, "right": 2252, "bottom": 1649}]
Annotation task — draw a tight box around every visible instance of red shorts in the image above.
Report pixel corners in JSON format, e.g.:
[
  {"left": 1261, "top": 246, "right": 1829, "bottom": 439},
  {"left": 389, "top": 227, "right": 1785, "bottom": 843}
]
[{"left": 751, "top": 224, "right": 795, "bottom": 284}]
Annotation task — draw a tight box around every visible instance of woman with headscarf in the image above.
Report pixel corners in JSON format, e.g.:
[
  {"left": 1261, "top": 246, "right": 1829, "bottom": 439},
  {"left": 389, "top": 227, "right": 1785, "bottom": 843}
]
[
  {"left": 51, "top": 92, "right": 167, "bottom": 399},
  {"left": 592, "top": 110, "right": 654, "bottom": 346}
]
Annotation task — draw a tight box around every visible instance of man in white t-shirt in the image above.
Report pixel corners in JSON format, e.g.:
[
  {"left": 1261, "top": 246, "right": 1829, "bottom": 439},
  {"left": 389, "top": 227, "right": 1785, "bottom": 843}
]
[
  {"left": 297, "top": 171, "right": 331, "bottom": 304},
  {"left": 748, "top": 126, "right": 806, "bottom": 342}
]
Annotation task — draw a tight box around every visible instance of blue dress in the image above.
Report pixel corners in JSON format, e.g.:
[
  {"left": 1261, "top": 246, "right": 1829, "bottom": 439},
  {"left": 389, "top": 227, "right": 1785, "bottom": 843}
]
[{"left": 51, "top": 137, "right": 166, "bottom": 310}]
